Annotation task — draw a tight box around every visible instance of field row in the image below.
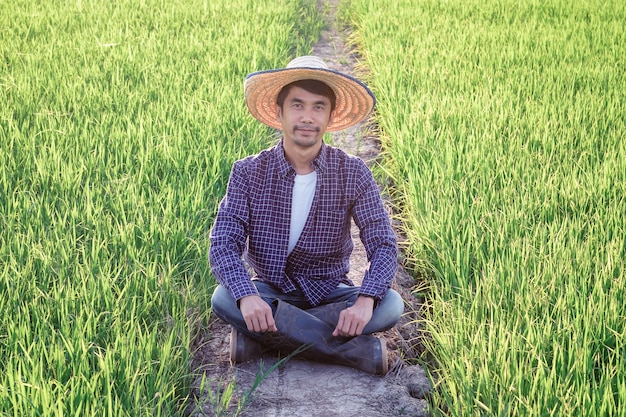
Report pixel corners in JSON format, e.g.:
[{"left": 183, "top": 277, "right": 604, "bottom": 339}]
[
  {"left": 344, "top": 0, "right": 625, "bottom": 415},
  {"left": 1, "top": 0, "right": 322, "bottom": 415}
]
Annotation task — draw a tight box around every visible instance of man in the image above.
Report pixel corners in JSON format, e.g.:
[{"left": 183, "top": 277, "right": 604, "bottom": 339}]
[{"left": 209, "top": 56, "right": 403, "bottom": 375}]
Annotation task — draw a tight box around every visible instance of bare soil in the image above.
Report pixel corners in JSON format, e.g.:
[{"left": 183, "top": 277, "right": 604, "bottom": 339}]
[{"left": 186, "top": 2, "right": 432, "bottom": 416}]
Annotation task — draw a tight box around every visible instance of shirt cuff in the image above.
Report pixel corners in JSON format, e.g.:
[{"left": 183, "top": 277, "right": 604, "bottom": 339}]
[{"left": 358, "top": 293, "right": 380, "bottom": 308}]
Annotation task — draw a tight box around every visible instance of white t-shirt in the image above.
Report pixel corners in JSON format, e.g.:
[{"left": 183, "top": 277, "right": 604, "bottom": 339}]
[{"left": 288, "top": 171, "right": 317, "bottom": 254}]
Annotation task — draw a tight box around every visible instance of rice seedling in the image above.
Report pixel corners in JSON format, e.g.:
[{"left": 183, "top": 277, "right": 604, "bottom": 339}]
[
  {"left": 189, "top": 345, "right": 310, "bottom": 416},
  {"left": 344, "top": 0, "right": 625, "bottom": 415},
  {"left": 0, "top": 0, "right": 321, "bottom": 415}
]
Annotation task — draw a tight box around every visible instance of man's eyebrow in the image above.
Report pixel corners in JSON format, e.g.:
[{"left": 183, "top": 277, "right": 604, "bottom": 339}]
[{"left": 288, "top": 97, "right": 328, "bottom": 106}]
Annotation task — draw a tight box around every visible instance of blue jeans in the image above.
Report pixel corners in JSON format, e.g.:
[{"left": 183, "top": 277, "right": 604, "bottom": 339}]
[{"left": 211, "top": 281, "right": 404, "bottom": 337}]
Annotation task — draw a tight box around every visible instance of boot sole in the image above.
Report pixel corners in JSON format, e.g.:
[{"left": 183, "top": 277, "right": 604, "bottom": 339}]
[
  {"left": 229, "top": 328, "right": 239, "bottom": 364},
  {"left": 379, "top": 338, "right": 389, "bottom": 375}
]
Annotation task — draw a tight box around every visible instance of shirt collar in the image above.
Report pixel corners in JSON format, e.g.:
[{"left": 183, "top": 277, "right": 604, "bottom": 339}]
[
  {"left": 312, "top": 142, "right": 329, "bottom": 173},
  {"left": 274, "top": 139, "right": 329, "bottom": 177}
]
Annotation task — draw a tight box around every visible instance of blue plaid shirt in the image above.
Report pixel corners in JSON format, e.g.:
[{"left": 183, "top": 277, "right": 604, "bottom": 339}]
[{"left": 209, "top": 140, "right": 397, "bottom": 307}]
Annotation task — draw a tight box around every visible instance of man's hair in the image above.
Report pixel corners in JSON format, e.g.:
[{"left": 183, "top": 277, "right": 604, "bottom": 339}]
[{"left": 276, "top": 79, "right": 336, "bottom": 112}]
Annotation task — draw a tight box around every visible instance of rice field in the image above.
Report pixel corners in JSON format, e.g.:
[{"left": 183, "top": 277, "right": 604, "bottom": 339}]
[
  {"left": 3, "top": 0, "right": 625, "bottom": 415},
  {"left": 0, "top": 0, "right": 321, "bottom": 415},
  {"left": 344, "top": 0, "right": 626, "bottom": 415}
]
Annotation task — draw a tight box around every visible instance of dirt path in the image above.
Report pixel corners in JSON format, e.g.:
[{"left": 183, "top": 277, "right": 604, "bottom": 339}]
[{"left": 187, "top": 2, "right": 431, "bottom": 416}]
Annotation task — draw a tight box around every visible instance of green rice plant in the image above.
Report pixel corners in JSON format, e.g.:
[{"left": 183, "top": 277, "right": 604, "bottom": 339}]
[
  {"left": 344, "top": 0, "right": 625, "bottom": 415},
  {"left": 0, "top": 0, "right": 322, "bottom": 415}
]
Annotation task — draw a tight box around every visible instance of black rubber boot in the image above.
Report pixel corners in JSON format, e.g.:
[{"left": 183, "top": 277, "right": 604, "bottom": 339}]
[
  {"left": 306, "top": 301, "right": 350, "bottom": 325},
  {"left": 229, "top": 327, "right": 264, "bottom": 364},
  {"left": 230, "top": 302, "right": 348, "bottom": 364},
  {"left": 260, "top": 300, "right": 388, "bottom": 375}
]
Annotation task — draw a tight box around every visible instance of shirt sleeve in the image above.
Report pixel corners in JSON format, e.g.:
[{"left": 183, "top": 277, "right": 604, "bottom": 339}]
[
  {"left": 208, "top": 161, "right": 259, "bottom": 301},
  {"left": 351, "top": 163, "right": 398, "bottom": 299}
]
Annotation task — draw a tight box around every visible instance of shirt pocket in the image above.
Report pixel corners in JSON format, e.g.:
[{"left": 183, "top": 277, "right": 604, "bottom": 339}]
[{"left": 313, "top": 207, "right": 350, "bottom": 248}]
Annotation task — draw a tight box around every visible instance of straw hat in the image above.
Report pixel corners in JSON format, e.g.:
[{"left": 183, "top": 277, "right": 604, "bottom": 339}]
[{"left": 244, "top": 56, "right": 376, "bottom": 132}]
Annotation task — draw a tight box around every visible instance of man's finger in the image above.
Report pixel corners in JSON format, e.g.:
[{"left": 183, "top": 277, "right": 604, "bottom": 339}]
[
  {"left": 332, "top": 311, "right": 347, "bottom": 336},
  {"left": 265, "top": 313, "right": 278, "bottom": 332}
]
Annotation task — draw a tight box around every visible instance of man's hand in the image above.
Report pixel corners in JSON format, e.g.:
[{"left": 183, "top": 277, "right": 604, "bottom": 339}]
[
  {"left": 332, "top": 295, "right": 375, "bottom": 337},
  {"left": 239, "top": 295, "right": 278, "bottom": 333}
]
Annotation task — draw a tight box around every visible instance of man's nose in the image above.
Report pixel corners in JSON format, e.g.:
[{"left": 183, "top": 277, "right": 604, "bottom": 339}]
[{"left": 300, "top": 112, "right": 314, "bottom": 123}]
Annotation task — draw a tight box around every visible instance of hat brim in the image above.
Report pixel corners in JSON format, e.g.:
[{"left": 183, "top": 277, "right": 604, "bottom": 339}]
[{"left": 244, "top": 67, "right": 376, "bottom": 132}]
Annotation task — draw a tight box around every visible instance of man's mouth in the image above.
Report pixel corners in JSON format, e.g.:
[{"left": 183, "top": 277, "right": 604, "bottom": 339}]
[{"left": 295, "top": 125, "right": 319, "bottom": 133}]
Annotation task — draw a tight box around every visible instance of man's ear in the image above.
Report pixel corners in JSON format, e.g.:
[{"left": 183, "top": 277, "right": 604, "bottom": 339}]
[{"left": 276, "top": 105, "right": 282, "bottom": 122}]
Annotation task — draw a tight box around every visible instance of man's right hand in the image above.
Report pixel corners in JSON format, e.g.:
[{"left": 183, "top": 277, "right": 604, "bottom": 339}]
[{"left": 239, "top": 295, "right": 278, "bottom": 333}]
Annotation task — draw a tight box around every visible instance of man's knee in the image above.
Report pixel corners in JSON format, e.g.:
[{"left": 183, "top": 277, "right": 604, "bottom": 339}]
[
  {"left": 210, "top": 285, "right": 237, "bottom": 322},
  {"left": 381, "top": 288, "right": 404, "bottom": 321},
  {"left": 365, "top": 288, "right": 403, "bottom": 333}
]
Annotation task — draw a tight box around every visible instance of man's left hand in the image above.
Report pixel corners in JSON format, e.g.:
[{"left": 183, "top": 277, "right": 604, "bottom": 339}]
[{"left": 332, "top": 295, "right": 374, "bottom": 337}]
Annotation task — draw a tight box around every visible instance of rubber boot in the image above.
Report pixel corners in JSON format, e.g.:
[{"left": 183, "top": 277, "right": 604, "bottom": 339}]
[
  {"left": 230, "top": 302, "right": 348, "bottom": 364},
  {"left": 260, "top": 300, "right": 388, "bottom": 375},
  {"left": 306, "top": 301, "right": 350, "bottom": 326},
  {"left": 229, "top": 327, "right": 264, "bottom": 364}
]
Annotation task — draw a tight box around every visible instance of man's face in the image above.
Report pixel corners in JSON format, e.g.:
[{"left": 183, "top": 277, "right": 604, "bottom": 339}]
[{"left": 277, "top": 86, "right": 333, "bottom": 149}]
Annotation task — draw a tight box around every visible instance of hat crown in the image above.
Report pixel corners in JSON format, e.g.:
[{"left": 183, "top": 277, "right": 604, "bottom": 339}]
[{"left": 286, "top": 56, "right": 329, "bottom": 70}]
